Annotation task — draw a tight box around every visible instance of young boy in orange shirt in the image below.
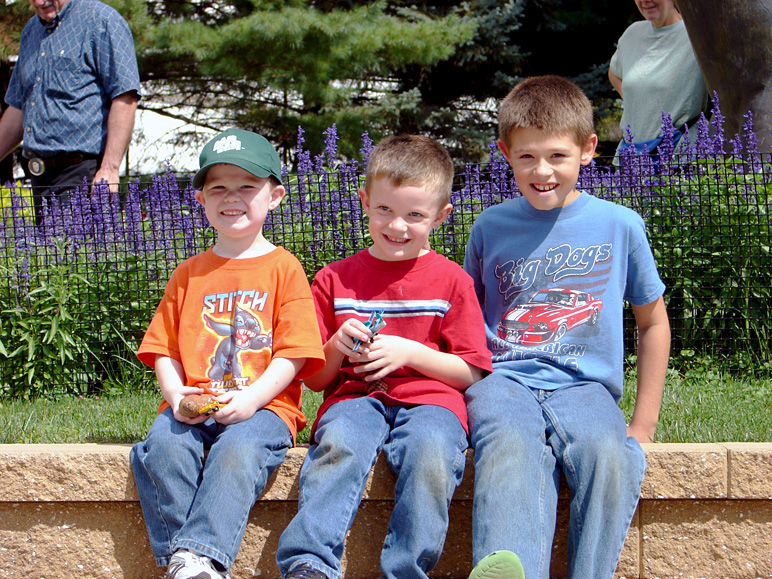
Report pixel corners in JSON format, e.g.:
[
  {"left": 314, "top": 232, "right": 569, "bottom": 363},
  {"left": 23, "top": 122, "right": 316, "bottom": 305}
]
[{"left": 130, "top": 128, "right": 325, "bottom": 579}]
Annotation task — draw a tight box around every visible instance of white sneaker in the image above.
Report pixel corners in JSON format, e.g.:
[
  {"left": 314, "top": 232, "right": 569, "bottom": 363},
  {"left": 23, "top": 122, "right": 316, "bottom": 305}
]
[{"left": 164, "top": 550, "right": 232, "bottom": 579}]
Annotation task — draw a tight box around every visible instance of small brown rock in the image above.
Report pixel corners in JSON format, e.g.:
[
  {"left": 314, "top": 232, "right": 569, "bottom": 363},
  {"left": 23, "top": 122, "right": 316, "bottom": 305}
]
[{"left": 179, "top": 394, "right": 221, "bottom": 417}]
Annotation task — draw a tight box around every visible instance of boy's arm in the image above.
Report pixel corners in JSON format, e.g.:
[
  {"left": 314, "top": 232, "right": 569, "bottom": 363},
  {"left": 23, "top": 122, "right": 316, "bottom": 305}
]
[
  {"left": 628, "top": 296, "right": 670, "bottom": 443},
  {"left": 214, "top": 357, "right": 305, "bottom": 425},
  {"left": 357, "top": 334, "right": 483, "bottom": 390},
  {"left": 303, "top": 319, "right": 483, "bottom": 391},
  {"left": 303, "top": 318, "right": 374, "bottom": 391}
]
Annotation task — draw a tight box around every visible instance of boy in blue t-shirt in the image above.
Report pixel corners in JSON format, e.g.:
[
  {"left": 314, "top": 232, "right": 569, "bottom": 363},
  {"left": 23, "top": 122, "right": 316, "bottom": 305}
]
[{"left": 464, "top": 75, "right": 671, "bottom": 579}]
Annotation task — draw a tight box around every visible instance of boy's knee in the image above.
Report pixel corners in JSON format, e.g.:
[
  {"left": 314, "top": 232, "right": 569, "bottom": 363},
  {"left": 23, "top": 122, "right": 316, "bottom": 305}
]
[
  {"left": 212, "top": 435, "right": 258, "bottom": 468},
  {"left": 310, "top": 423, "right": 372, "bottom": 474},
  {"left": 315, "top": 417, "right": 358, "bottom": 452},
  {"left": 131, "top": 436, "right": 188, "bottom": 477},
  {"left": 408, "top": 430, "right": 463, "bottom": 467},
  {"left": 472, "top": 417, "right": 530, "bottom": 455},
  {"left": 143, "top": 430, "right": 179, "bottom": 457},
  {"left": 474, "top": 430, "right": 532, "bottom": 475},
  {"left": 570, "top": 429, "right": 636, "bottom": 471},
  {"left": 128, "top": 441, "right": 145, "bottom": 470},
  {"left": 399, "top": 446, "right": 463, "bottom": 498}
]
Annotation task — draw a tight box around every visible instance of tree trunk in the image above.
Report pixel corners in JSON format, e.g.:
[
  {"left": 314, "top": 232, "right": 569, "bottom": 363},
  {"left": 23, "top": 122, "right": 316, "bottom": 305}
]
[{"left": 677, "top": 0, "right": 772, "bottom": 151}]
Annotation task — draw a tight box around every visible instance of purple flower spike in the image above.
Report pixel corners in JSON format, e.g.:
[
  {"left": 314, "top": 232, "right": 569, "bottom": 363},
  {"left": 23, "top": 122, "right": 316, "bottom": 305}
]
[
  {"left": 695, "top": 113, "right": 711, "bottom": 158},
  {"left": 657, "top": 112, "right": 676, "bottom": 171},
  {"left": 323, "top": 124, "right": 339, "bottom": 167},
  {"left": 360, "top": 132, "right": 374, "bottom": 167},
  {"left": 742, "top": 111, "right": 760, "bottom": 154},
  {"left": 709, "top": 91, "right": 725, "bottom": 154},
  {"left": 730, "top": 133, "right": 743, "bottom": 159}
]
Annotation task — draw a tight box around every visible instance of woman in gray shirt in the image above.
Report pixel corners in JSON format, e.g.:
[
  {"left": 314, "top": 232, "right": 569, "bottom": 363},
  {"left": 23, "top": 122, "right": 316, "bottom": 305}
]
[{"left": 608, "top": 0, "right": 708, "bottom": 155}]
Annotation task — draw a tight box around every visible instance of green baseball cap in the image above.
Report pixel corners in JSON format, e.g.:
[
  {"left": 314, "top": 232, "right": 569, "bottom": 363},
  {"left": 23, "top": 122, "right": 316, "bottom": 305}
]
[{"left": 192, "top": 128, "right": 282, "bottom": 189}]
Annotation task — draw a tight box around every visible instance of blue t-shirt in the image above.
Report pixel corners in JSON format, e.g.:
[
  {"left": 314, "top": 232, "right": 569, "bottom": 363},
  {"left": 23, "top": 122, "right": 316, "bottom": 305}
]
[
  {"left": 464, "top": 192, "right": 665, "bottom": 401},
  {"left": 6, "top": 0, "right": 141, "bottom": 157}
]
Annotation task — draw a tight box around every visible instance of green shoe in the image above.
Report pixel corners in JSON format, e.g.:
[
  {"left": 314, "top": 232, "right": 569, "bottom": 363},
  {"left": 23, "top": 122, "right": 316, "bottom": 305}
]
[{"left": 468, "top": 550, "right": 525, "bottom": 579}]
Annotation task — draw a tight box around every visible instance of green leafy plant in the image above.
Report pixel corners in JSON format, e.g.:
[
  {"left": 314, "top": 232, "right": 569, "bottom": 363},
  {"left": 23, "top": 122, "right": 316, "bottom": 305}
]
[
  {"left": 639, "top": 156, "right": 772, "bottom": 365},
  {"left": 0, "top": 241, "right": 95, "bottom": 397}
]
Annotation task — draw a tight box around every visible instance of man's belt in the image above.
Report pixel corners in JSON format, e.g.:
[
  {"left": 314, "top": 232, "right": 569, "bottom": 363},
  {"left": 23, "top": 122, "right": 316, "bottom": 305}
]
[{"left": 26, "top": 152, "right": 98, "bottom": 177}]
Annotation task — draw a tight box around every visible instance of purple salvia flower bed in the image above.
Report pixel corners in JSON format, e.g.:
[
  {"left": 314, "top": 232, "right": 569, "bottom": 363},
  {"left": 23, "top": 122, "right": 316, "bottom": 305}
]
[{"left": 0, "top": 94, "right": 771, "bottom": 396}]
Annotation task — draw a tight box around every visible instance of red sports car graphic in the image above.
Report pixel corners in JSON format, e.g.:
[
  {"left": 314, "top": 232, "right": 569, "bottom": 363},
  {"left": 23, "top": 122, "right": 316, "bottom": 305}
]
[{"left": 498, "top": 288, "right": 603, "bottom": 345}]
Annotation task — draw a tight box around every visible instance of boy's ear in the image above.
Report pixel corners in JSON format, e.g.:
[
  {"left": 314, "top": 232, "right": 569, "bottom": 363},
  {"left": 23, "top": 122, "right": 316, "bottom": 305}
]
[
  {"left": 194, "top": 189, "right": 205, "bottom": 205},
  {"left": 497, "top": 139, "right": 512, "bottom": 162},
  {"left": 432, "top": 203, "right": 452, "bottom": 228},
  {"left": 268, "top": 184, "right": 286, "bottom": 210},
  {"left": 581, "top": 134, "right": 599, "bottom": 165},
  {"left": 358, "top": 188, "right": 370, "bottom": 211}
]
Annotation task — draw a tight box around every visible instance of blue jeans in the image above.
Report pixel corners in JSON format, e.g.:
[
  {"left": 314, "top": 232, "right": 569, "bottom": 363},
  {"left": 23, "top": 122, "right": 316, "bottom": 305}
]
[
  {"left": 465, "top": 373, "right": 646, "bottom": 579},
  {"left": 130, "top": 407, "right": 291, "bottom": 569},
  {"left": 276, "top": 397, "right": 468, "bottom": 579}
]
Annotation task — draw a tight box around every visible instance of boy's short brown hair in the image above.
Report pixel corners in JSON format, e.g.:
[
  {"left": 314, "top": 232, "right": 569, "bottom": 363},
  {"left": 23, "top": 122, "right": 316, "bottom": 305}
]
[
  {"left": 365, "top": 135, "right": 454, "bottom": 206},
  {"left": 498, "top": 75, "right": 595, "bottom": 147}
]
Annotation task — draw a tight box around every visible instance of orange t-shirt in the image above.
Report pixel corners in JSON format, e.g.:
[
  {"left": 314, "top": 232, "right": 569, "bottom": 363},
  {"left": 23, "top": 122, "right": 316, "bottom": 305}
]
[{"left": 138, "top": 247, "right": 325, "bottom": 441}]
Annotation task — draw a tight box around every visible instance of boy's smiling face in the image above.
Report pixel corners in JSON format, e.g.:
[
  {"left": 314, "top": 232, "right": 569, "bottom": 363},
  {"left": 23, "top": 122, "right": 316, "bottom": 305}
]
[
  {"left": 195, "top": 163, "right": 284, "bottom": 252},
  {"left": 359, "top": 176, "right": 451, "bottom": 262},
  {"left": 499, "top": 127, "right": 597, "bottom": 211}
]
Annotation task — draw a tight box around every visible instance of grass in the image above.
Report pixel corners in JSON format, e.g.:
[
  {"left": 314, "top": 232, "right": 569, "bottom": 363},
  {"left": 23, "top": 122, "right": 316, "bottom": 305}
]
[
  {"left": 0, "top": 389, "right": 326, "bottom": 445},
  {"left": 1, "top": 366, "right": 770, "bottom": 445},
  {"left": 619, "top": 363, "right": 772, "bottom": 443}
]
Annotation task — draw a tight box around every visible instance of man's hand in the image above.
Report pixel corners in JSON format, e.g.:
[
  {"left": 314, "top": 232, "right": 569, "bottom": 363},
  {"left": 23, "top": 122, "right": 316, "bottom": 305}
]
[{"left": 92, "top": 170, "right": 119, "bottom": 194}]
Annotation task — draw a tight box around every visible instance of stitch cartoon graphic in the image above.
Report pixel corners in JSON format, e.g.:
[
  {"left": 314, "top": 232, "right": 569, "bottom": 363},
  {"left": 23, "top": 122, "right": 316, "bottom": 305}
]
[
  {"left": 498, "top": 288, "right": 603, "bottom": 345},
  {"left": 204, "top": 305, "right": 272, "bottom": 386}
]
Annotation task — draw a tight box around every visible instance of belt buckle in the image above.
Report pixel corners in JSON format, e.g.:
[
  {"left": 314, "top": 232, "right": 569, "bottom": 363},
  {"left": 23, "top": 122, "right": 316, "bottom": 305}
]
[{"left": 28, "top": 157, "right": 45, "bottom": 176}]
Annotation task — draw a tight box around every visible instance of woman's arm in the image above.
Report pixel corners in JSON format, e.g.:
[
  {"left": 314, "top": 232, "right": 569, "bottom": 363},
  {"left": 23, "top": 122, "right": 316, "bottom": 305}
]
[{"left": 608, "top": 67, "right": 624, "bottom": 98}]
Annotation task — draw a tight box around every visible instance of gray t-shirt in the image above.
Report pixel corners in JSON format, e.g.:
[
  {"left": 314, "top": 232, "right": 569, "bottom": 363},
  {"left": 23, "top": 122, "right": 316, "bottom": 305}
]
[{"left": 610, "top": 19, "right": 707, "bottom": 142}]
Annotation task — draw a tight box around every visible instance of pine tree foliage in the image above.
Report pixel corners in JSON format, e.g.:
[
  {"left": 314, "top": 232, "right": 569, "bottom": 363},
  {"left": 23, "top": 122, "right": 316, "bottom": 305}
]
[
  {"left": 129, "top": 0, "right": 478, "bottom": 160},
  {"left": 0, "top": 1, "right": 31, "bottom": 60},
  {"left": 1, "top": 0, "right": 639, "bottom": 162}
]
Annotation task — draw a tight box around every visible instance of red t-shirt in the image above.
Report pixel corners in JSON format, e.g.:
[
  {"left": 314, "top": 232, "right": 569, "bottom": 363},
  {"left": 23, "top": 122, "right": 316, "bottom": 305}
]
[
  {"left": 138, "top": 247, "right": 325, "bottom": 441},
  {"left": 311, "top": 249, "right": 492, "bottom": 435}
]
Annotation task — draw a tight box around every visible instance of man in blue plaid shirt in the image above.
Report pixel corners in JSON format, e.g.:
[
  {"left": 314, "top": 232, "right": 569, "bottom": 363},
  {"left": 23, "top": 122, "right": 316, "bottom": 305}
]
[{"left": 0, "top": 0, "right": 140, "bottom": 215}]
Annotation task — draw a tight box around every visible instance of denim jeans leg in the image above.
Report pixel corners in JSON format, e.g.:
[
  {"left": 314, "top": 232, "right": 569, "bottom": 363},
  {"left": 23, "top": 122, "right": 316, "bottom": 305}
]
[
  {"left": 542, "top": 383, "right": 646, "bottom": 579},
  {"left": 466, "top": 374, "right": 560, "bottom": 579},
  {"left": 276, "top": 397, "right": 390, "bottom": 579},
  {"left": 173, "top": 409, "right": 292, "bottom": 569},
  {"left": 380, "top": 405, "right": 468, "bottom": 579},
  {"left": 130, "top": 408, "right": 213, "bottom": 567}
]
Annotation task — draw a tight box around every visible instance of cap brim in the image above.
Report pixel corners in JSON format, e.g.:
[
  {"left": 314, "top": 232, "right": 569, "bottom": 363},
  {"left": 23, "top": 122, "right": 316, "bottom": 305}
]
[{"left": 192, "top": 158, "right": 281, "bottom": 189}]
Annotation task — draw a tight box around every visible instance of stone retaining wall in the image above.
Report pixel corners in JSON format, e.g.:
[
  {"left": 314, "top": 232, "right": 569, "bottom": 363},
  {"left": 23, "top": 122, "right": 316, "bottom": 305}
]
[{"left": 1, "top": 443, "right": 771, "bottom": 579}]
